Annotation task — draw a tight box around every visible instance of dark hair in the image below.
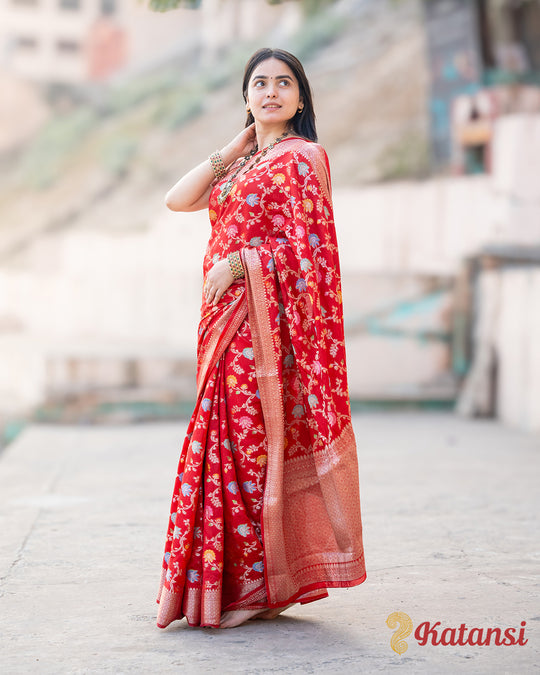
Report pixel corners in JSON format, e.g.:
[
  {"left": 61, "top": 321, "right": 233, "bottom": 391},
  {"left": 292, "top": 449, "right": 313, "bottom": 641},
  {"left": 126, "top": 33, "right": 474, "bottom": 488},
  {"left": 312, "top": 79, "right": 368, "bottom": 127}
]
[{"left": 242, "top": 47, "right": 317, "bottom": 142}]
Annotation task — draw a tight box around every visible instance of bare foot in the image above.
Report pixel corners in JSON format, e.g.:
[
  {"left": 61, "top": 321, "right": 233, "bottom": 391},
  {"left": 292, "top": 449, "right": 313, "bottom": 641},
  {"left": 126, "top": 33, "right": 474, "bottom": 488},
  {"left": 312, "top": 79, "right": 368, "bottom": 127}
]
[
  {"left": 252, "top": 603, "right": 295, "bottom": 620},
  {"left": 219, "top": 609, "right": 266, "bottom": 628}
]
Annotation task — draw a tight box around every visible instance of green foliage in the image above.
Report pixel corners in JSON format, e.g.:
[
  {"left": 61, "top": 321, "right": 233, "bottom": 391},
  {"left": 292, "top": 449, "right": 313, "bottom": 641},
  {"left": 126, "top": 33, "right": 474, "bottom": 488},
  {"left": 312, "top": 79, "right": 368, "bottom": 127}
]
[
  {"left": 296, "top": 0, "right": 337, "bottom": 16},
  {"left": 107, "top": 69, "right": 179, "bottom": 113},
  {"left": 18, "top": 108, "right": 97, "bottom": 188},
  {"left": 147, "top": 0, "right": 337, "bottom": 13},
  {"left": 100, "top": 136, "right": 138, "bottom": 177},
  {"left": 202, "top": 62, "right": 235, "bottom": 91},
  {"left": 148, "top": 0, "right": 201, "bottom": 12},
  {"left": 152, "top": 87, "right": 204, "bottom": 130},
  {"left": 288, "top": 10, "right": 345, "bottom": 60},
  {"left": 376, "top": 131, "right": 430, "bottom": 182}
]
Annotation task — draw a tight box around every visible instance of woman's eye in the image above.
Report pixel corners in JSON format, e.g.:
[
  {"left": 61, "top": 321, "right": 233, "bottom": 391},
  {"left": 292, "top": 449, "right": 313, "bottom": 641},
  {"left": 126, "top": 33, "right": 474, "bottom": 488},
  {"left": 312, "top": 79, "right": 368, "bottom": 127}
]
[{"left": 279, "top": 80, "right": 289, "bottom": 86}]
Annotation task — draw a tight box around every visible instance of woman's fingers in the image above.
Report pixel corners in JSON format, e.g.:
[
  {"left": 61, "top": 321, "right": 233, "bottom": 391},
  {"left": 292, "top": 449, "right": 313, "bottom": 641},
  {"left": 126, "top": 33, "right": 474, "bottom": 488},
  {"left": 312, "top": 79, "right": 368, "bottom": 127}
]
[
  {"left": 228, "top": 124, "right": 255, "bottom": 157},
  {"left": 204, "top": 282, "right": 222, "bottom": 305},
  {"left": 205, "top": 258, "right": 235, "bottom": 304}
]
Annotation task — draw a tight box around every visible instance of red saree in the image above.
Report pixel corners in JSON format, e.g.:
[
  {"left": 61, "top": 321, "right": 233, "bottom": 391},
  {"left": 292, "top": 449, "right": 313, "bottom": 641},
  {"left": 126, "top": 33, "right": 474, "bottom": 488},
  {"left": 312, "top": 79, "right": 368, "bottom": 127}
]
[{"left": 156, "top": 137, "right": 366, "bottom": 628}]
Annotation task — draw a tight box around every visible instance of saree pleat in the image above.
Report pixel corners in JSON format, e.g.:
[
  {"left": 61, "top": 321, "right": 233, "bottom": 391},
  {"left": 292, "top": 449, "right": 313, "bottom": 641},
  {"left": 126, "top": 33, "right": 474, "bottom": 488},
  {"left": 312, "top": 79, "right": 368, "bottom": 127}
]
[
  {"left": 156, "top": 137, "right": 366, "bottom": 629},
  {"left": 157, "top": 295, "right": 269, "bottom": 627}
]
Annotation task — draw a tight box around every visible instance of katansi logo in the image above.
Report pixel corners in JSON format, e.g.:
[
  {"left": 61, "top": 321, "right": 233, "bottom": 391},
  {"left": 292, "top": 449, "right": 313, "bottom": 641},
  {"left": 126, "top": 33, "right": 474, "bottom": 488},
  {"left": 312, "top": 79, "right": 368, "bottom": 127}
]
[
  {"left": 386, "top": 612, "right": 413, "bottom": 654},
  {"left": 386, "top": 612, "right": 528, "bottom": 653}
]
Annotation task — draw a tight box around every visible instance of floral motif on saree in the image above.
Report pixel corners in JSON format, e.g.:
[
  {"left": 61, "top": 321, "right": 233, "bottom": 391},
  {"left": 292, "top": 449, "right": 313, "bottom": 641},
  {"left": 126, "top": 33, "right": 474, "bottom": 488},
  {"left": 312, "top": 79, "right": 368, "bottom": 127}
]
[{"left": 156, "top": 137, "right": 366, "bottom": 628}]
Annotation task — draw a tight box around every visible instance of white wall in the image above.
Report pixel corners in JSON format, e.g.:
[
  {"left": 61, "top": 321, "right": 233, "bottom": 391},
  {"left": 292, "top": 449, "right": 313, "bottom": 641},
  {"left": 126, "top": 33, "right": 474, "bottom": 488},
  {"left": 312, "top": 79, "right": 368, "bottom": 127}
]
[
  {"left": 460, "top": 267, "right": 540, "bottom": 434},
  {"left": 496, "top": 268, "right": 540, "bottom": 433}
]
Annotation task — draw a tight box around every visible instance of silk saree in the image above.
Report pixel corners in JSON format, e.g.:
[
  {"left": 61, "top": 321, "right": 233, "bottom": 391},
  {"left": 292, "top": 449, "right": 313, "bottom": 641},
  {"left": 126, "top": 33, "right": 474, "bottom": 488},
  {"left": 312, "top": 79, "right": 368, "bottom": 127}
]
[{"left": 156, "top": 137, "right": 366, "bottom": 628}]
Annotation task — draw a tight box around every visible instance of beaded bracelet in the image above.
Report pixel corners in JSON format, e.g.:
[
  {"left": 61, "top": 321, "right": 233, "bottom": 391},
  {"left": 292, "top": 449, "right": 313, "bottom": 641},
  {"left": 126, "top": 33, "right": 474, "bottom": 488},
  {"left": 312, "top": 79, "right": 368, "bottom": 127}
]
[
  {"left": 227, "top": 251, "right": 244, "bottom": 280},
  {"left": 209, "top": 151, "right": 226, "bottom": 180}
]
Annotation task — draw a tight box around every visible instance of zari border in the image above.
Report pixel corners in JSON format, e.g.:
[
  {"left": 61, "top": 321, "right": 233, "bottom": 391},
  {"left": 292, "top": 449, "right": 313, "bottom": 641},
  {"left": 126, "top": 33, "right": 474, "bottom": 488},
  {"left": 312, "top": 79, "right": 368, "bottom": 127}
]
[
  {"left": 242, "top": 247, "right": 290, "bottom": 605},
  {"left": 156, "top": 574, "right": 183, "bottom": 629}
]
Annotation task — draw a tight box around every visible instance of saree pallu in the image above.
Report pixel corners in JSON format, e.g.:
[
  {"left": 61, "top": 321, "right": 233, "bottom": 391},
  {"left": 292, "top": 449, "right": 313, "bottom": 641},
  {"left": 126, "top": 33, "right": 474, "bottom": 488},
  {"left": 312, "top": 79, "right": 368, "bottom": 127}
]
[{"left": 156, "top": 137, "right": 366, "bottom": 628}]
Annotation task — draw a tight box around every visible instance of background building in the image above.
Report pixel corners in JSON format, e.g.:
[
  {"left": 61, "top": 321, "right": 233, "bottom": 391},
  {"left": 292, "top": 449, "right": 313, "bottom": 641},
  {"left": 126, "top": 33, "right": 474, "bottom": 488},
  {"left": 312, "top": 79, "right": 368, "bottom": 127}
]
[
  {"left": 423, "top": 0, "right": 540, "bottom": 172},
  {"left": 0, "top": 0, "right": 299, "bottom": 85}
]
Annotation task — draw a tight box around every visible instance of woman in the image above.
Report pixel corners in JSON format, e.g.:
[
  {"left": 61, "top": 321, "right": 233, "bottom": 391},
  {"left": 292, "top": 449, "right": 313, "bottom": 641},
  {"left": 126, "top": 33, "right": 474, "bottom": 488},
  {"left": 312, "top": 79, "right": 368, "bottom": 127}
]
[{"left": 156, "top": 47, "right": 366, "bottom": 630}]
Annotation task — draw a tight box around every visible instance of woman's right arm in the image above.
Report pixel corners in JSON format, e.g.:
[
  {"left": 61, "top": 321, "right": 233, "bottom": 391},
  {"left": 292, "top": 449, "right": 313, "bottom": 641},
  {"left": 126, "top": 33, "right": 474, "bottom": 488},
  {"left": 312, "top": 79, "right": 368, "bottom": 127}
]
[{"left": 165, "top": 124, "right": 257, "bottom": 212}]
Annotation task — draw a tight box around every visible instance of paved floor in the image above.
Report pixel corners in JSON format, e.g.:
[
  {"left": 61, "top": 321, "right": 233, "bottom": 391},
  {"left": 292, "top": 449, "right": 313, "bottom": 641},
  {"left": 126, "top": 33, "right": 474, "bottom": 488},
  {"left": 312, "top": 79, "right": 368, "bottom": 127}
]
[{"left": 0, "top": 412, "right": 538, "bottom": 674}]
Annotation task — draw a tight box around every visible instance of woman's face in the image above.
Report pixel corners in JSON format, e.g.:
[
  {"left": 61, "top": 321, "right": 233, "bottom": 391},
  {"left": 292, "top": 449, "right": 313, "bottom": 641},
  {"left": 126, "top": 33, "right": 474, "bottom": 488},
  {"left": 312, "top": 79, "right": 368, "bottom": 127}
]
[{"left": 246, "top": 57, "right": 303, "bottom": 129}]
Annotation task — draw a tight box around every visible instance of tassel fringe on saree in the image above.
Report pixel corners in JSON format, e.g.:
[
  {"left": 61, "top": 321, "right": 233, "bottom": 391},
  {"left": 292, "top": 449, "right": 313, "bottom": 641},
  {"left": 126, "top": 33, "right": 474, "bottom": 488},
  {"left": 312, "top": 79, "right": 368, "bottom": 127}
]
[{"left": 156, "top": 137, "right": 366, "bottom": 628}]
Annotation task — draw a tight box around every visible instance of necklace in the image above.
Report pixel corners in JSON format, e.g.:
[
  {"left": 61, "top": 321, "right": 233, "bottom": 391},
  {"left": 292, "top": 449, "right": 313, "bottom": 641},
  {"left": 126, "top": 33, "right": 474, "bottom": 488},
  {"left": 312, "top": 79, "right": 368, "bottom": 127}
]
[{"left": 217, "top": 130, "right": 290, "bottom": 205}]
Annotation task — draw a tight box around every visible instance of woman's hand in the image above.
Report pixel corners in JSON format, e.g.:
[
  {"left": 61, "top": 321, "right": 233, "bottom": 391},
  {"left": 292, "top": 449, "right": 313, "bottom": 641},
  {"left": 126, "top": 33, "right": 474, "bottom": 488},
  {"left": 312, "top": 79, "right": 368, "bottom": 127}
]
[
  {"left": 204, "top": 258, "right": 234, "bottom": 306},
  {"left": 223, "top": 123, "right": 257, "bottom": 160},
  {"left": 164, "top": 124, "right": 257, "bottom": 213}
]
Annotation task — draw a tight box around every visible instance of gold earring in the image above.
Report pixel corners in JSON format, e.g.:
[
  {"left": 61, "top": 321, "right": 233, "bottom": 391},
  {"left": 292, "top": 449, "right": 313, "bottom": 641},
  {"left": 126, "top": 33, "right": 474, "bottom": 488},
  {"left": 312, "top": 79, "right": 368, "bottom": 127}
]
[
  {"left": 297, "top": 106, "right": 304, "bottom": 113},
  {"left": 246, "top": 106, "right": 251, "bottom": 113}
]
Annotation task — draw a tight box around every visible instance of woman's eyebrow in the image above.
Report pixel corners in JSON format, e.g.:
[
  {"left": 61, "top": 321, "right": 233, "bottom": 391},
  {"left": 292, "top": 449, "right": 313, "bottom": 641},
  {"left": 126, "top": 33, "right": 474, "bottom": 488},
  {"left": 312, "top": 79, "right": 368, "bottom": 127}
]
[{"left": 252, "top": 74, "right": 293, "bottom": 80}]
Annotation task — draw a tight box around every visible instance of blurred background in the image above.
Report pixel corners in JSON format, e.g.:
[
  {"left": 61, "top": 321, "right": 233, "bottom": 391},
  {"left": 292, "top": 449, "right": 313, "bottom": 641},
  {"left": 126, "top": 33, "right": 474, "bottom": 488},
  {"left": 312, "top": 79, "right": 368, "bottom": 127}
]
[{"left": 0, "top": 0, "right": 539, "bottom": 447}]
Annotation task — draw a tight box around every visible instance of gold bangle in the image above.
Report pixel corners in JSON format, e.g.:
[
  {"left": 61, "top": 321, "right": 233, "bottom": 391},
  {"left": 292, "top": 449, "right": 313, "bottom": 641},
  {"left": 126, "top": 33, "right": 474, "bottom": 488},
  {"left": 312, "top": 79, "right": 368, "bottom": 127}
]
[
  {"left": 227, "top": 251, "right": 244, "bottom": 280},
  {"left": 209, "top": 151, "right": 226, "bottom": 180}
]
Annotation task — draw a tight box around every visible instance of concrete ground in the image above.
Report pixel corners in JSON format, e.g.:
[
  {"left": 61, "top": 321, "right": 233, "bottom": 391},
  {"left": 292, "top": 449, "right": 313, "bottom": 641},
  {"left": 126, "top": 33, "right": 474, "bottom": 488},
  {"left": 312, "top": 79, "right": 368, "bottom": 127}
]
[{"left": 0, "top": 412, "right": 538, "bottom": 674}]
